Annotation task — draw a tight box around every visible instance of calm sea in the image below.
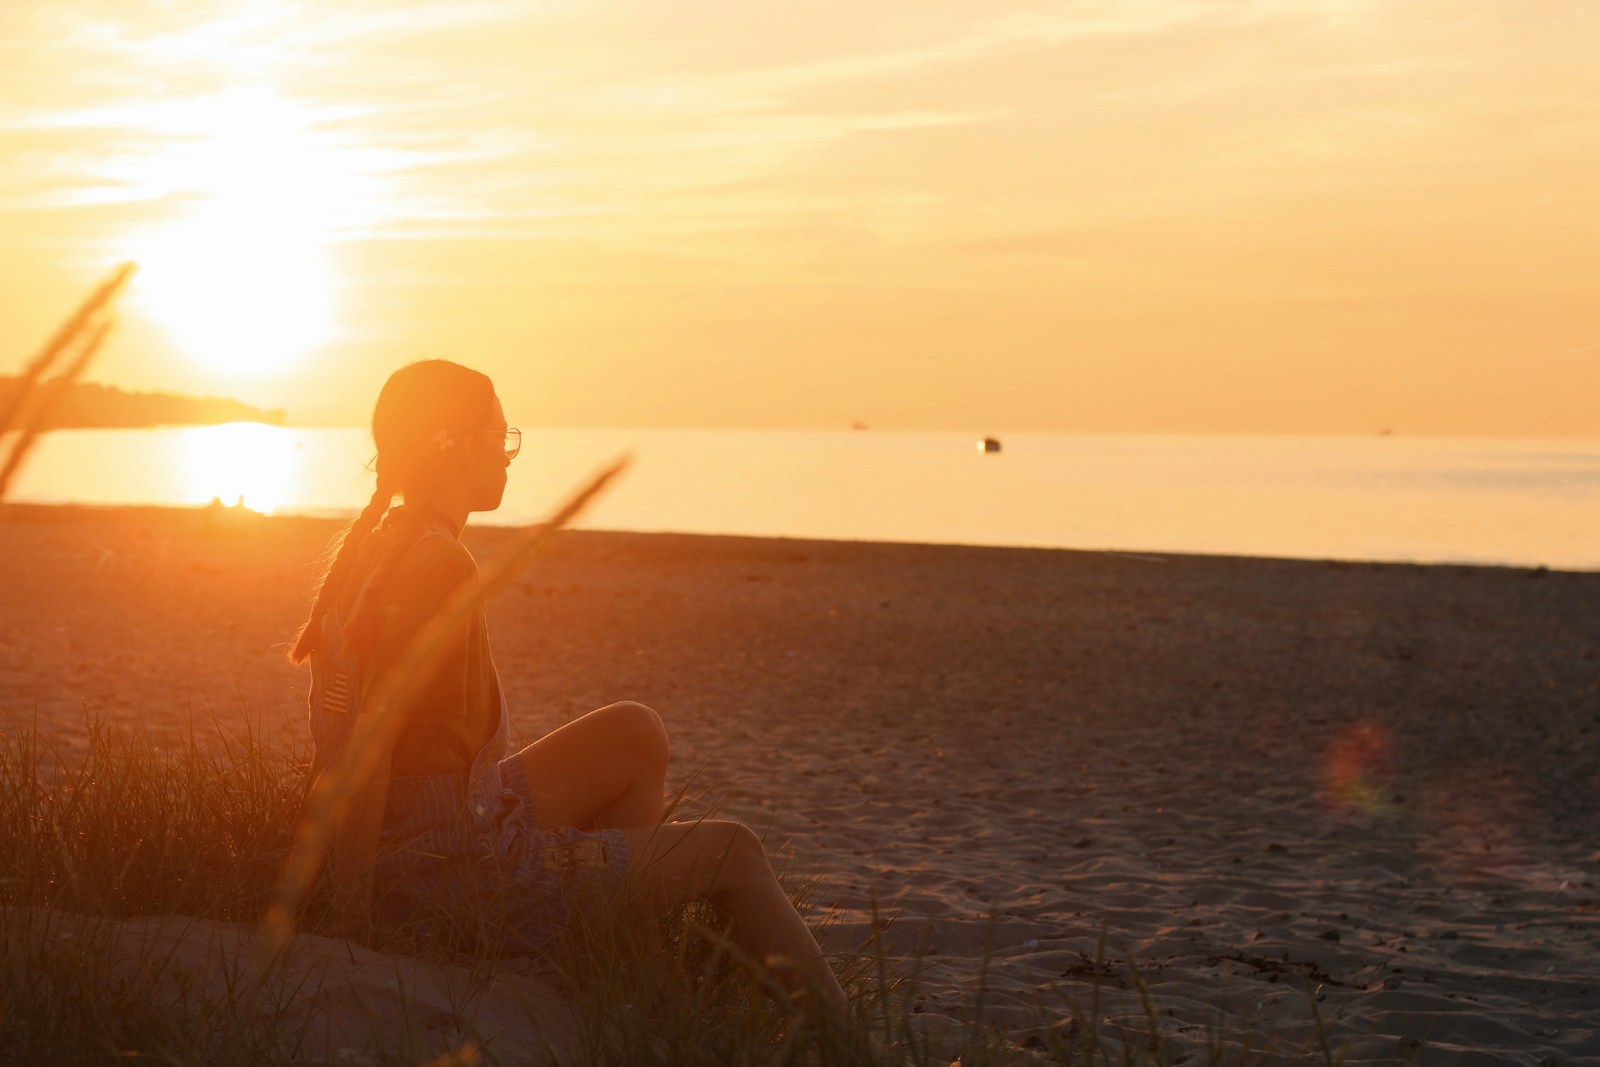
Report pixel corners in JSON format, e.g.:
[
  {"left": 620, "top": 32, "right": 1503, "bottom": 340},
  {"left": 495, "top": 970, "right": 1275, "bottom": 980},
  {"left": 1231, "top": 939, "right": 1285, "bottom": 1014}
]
[{"left": 5, "top": 425, "right": 1600, "bottom": 570}]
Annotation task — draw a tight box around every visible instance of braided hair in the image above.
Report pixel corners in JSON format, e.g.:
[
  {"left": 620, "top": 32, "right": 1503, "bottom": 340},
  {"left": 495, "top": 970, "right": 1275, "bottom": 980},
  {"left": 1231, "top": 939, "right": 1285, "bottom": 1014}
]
[{"left": 287, "top": 359, "right": 496, "bottom": 665}]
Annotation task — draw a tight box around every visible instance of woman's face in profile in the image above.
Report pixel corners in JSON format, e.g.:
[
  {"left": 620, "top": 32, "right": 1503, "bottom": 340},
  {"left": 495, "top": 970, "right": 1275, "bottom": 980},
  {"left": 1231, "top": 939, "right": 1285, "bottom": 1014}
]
[{"left": 464, "top": 394, "right": 511, "bottom": 513}]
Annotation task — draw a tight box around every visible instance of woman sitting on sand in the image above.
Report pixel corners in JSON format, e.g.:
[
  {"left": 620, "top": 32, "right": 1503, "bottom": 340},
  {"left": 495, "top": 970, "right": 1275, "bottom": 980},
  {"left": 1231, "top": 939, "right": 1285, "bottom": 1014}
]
[{"left": 287, "top": 359, "right": 846, "bottom": 1020}]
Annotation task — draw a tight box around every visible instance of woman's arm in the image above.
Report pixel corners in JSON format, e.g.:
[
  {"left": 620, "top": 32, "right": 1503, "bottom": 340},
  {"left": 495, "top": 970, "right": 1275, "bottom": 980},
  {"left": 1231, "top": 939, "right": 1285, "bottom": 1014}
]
[{"left": 323, "top": 729, "right": 395, "bottom": 927}]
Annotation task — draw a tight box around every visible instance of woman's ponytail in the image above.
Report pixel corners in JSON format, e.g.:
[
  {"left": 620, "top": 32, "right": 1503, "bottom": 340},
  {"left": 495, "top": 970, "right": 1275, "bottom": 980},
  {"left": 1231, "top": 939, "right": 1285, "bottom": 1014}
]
[{"left": 286, "top": 467, "right": 396, "bottom": 665}]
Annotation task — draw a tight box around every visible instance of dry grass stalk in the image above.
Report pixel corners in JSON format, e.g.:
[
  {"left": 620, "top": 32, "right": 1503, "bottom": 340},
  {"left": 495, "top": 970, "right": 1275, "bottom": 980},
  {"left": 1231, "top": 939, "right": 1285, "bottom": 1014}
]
[{"left": 0, "top": 262, "right": 136, "bottom": 501}]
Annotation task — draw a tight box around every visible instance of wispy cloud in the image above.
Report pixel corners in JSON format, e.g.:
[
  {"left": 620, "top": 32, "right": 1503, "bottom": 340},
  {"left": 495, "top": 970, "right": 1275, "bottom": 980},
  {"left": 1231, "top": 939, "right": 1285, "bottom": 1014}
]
[
  {"left": 5, "top": 1, "right": 1269, "bottom": 241},
  {"left": 2, "top": 0, "right": 1594, "bottom": 261}
]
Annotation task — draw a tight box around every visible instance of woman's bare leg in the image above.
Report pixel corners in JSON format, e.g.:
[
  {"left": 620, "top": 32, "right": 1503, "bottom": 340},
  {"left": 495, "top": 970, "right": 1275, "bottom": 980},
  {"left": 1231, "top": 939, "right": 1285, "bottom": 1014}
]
[
  {"left": 515, "top": 701, "right": 669, "bottom": 829},
  {"left": 517, "top": 707, "right": 846, "bottom": 1018},
  {"left": 620, "top": 820, "right": 849, "bottom": 1023}
]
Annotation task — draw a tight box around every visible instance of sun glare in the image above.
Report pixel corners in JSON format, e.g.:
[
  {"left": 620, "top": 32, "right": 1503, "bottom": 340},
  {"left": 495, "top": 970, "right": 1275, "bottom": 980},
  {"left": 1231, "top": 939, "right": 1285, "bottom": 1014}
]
[
  {"left": 178, "top": 421, "right": 300, "bottom": 512},
  {"left": 126, "top": 89, "right": 344, "bottom": 378}
]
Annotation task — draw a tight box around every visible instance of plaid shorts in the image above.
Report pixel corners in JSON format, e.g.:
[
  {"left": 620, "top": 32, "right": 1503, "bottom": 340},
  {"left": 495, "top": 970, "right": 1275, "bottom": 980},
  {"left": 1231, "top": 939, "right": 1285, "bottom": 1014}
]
[{"left": 375, "top": 756, "right": 630, "bottom": 955}]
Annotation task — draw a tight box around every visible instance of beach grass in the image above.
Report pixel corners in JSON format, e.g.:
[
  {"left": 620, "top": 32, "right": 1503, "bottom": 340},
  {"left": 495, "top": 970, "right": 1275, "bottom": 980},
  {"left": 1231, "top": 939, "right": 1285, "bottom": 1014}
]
[{"left": 0, "top": 708, "right": 1363, "bottom": 1067}]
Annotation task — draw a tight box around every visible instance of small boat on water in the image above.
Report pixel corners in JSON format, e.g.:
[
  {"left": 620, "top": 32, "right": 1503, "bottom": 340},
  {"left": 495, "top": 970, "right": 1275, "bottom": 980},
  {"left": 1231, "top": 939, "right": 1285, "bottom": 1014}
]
[{"left": 978, "top": 436, "right": 1001, "bottom": 453}]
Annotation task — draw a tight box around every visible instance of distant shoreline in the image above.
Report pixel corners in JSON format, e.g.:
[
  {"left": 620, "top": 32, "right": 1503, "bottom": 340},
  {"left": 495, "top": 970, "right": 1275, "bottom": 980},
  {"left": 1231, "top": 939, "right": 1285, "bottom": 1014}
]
[{"left": 0, "top": 376, "right": 285, "bottom": 430}]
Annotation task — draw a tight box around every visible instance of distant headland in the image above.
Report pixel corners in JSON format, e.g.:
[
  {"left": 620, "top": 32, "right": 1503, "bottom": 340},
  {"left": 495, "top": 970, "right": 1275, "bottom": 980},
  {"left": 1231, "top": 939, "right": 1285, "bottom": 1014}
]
[{"left": 0, "top": 377, "right": 286, "bottom": 430}]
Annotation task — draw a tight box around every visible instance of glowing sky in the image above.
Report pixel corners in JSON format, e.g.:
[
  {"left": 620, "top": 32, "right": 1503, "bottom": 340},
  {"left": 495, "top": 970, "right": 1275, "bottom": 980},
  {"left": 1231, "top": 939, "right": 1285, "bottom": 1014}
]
[{"left": 2, "top": 1, "right": 1596, "bottom": 433}]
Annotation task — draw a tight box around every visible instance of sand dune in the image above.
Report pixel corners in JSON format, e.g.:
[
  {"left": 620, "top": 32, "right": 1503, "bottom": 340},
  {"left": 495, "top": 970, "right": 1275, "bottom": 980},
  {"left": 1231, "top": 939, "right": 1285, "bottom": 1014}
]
[{"left": 6, "top": 907, "right": 578, "bottom": 1064}]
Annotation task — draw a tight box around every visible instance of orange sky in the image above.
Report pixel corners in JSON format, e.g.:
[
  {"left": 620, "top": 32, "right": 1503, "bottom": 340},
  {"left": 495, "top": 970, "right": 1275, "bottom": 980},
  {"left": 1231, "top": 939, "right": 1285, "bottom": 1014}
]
[{"left": 2, "top": 1, "right": 1596, "bottom": 434}]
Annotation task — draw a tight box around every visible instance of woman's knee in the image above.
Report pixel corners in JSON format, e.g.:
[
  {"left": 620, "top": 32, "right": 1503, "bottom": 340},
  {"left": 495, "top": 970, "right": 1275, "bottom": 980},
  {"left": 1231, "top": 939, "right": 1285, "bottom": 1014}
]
[
  {"left": 704, "top": 820, "right": 772, "bottom": 892},
  {"left": 601, "top": 700, "right": 669, "bottom": 769},
  {"left": 626, "top": 819, "right": 767, "bottom": 901}
]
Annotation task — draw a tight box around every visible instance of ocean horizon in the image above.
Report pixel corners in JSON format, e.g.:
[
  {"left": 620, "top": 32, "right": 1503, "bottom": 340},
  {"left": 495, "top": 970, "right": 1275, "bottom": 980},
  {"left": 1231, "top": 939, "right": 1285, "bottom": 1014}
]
[{"left": 5, "top": 424, "right": 1599, "bottom": 571}]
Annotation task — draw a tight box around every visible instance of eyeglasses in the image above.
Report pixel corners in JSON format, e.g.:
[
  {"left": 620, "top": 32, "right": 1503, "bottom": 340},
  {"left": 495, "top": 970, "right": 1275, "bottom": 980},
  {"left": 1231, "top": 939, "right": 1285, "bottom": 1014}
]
[{"left": 478, "top": 427, "right": 521, "bottom": 461}]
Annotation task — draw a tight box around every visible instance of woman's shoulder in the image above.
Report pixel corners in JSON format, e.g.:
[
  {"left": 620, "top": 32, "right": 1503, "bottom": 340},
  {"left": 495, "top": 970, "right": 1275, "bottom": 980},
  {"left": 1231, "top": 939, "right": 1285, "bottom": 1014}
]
[
  {"left": 366, "top": 508, "right": 474, "bottom": 593},
  {"left": 361, "top": 525, "right": 479, "bottom": 647},
  {"left": 391, "top": 529, "right": 477, "bottom": 587}
]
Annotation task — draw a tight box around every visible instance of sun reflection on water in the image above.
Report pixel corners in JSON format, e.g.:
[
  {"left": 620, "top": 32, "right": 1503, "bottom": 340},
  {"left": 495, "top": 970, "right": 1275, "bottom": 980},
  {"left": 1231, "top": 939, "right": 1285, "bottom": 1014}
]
[{"left": 178, "top": 422, "right": 300, "bottom": 513}]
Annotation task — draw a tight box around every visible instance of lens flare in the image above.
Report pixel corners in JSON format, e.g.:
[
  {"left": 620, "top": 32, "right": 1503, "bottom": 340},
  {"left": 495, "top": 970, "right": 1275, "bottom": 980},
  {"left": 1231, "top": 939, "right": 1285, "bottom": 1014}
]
[{"left": 1320, "top": 720, "right": 1395, "bottom": 816}]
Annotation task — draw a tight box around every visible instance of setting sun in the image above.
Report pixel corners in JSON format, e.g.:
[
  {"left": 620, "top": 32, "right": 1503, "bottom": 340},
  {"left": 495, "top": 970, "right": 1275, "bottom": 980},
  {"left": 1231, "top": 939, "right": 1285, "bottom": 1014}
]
[
  {"left": 121, "top": 88, "right": 346, "bottom": 378},
  {"left": 136, "top": 206, "right": 336, "bottom": 378}
]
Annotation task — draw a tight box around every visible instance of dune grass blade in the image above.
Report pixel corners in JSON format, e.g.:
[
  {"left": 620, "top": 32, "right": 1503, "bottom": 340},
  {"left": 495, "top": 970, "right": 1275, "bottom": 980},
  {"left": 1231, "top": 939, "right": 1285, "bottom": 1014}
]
[
  {"left": 0, "top": 318, "right": 116, "bottom": 501},
  {"left": 265, "top": 456, "right": 630, "bottom": 959},
  {"left": 0, "top": 263, "right": 135, "bottom": 505},
  {"left": 0, "top": 262, "right": 134, "bottom": 436}
]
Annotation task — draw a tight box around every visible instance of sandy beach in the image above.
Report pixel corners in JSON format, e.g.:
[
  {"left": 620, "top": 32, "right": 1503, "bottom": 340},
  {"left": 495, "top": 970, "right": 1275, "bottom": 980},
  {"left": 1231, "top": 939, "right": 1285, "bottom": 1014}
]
[{"left": 2, "top": 502, "right": 1598, "bottom": 1064}]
